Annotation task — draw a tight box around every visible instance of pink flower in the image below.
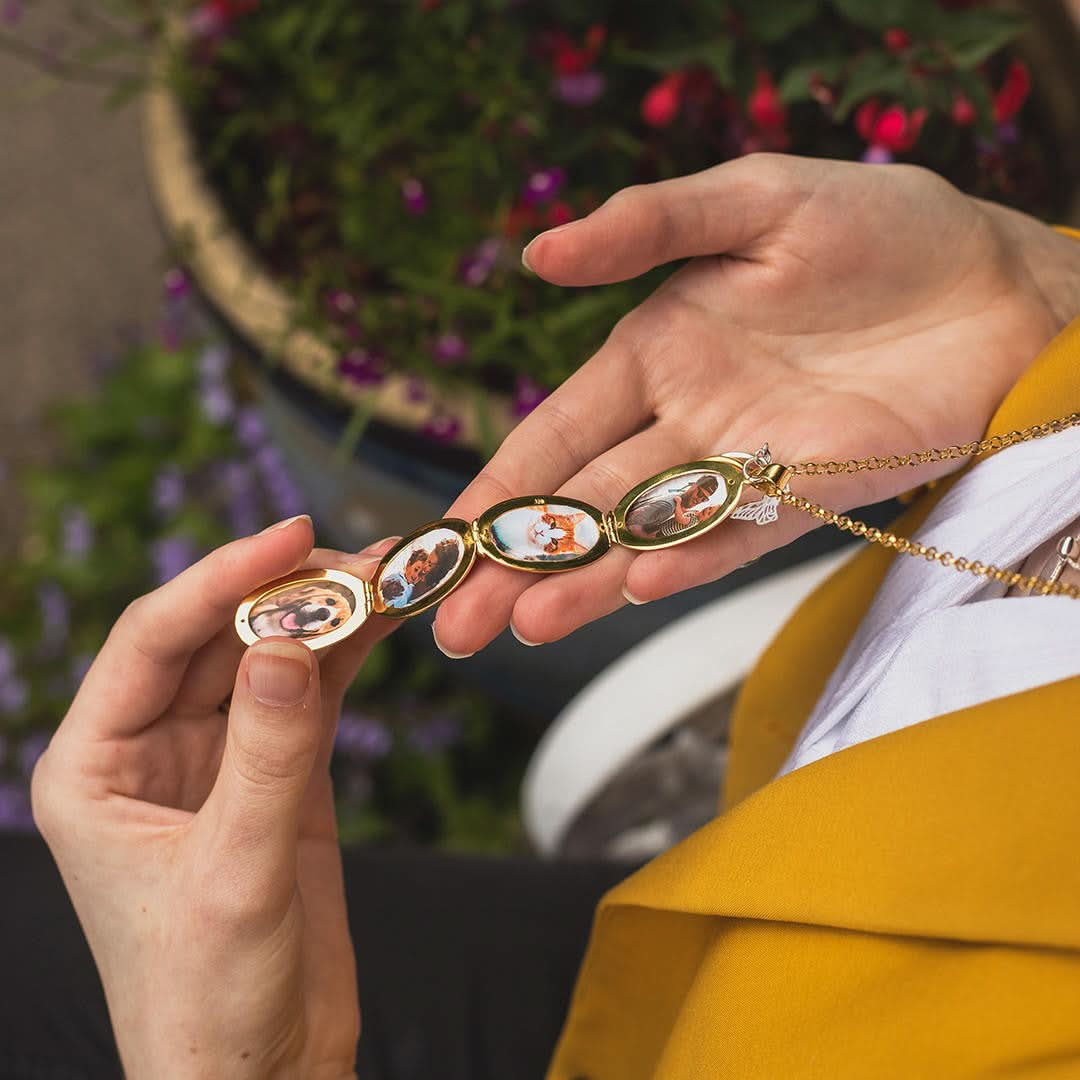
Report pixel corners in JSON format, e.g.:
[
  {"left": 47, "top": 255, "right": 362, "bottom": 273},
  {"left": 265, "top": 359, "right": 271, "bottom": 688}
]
[
  {"left": 522, "top": 167, "right": 567, "bottom": 207},
  {"left": 512, "top": 375, "right": 550, "bottom": 418},
  {"left": 641, "top": 72, "right": 687, "bottom": 128},
  {"left": 401, "top": 177, "right": 428, "bottom": 216},
  {"left": 993, "top": 60, "right": 1029, "bottom": 124},
  {"left": 422, "top": 410, "right": 462, "bottom": 444},
  {"left": 747, "top": 70, "right": 785, "bottom": 131},
  {"left": 855, "top": 99, "right": 926, "bottom": 153},
  {"left": 432, "top": 332, "right": 469, "bottom": 366}
]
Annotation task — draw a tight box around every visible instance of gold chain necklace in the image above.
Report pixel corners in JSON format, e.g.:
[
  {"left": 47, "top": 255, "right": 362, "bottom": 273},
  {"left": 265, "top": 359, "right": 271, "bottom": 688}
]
[{"left": 235, "top": 412, "right": 1080, "bottom": 652}]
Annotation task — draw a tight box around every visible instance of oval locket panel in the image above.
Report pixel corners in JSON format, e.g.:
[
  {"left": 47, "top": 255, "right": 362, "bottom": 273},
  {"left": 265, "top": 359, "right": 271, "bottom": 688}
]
[
  {"left": 611, "top": 457, "right": 746, "bottom": 550},
  {"left": 372, "top": 518, "right": 477, "bottom": 618},
  {"left": 475, "top": 496, "right": 610, "bottom": 572},
  {"left": 235, "top": 568, "right": 371, "bottom": 651}
]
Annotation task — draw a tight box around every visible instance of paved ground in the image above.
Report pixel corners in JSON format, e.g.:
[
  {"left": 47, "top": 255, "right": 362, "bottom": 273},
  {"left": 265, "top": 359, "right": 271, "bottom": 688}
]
[{"left": 0, "top": 34, "right": 163, "bottom": 554}]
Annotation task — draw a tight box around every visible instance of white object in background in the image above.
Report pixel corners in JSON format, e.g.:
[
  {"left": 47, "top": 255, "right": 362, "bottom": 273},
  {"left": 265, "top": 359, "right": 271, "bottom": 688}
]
[{"left": 522, "top": 547, "right": 854, "bottom": 856}]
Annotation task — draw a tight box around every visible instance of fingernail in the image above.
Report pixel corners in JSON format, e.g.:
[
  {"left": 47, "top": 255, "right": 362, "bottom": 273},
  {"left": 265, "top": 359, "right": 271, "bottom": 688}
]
[
  {"left": 260, "top": 514, "right": 312, "bottom": 534},
  {"left": 622, "top": 584, "right": 649, "bottom": 606},
  {"left": 248, "top": 641, "right": 312, "bottom": 706},
  {"left": 510, "top": 622, "right": 542, "bottom": 647},
  {"left": 521, "top": 222, "right": 576, "bottom": 271},
  {"left": 432, "top": 624, "right": 474, "bottom": 660}
]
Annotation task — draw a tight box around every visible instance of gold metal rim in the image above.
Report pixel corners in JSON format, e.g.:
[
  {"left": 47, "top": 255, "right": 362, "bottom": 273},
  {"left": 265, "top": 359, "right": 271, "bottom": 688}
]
[
  {"left": 474, "top": 495, "right": 611, "bottom": 573},
  {"left": 234, "top": 567, "right": 372, "bottom": 651},
  {"left": 611, "top": 458, "right": 746, "bottom": 551},
  {"left": 371, "top": 518, "right": 478, "bottom": 618}
]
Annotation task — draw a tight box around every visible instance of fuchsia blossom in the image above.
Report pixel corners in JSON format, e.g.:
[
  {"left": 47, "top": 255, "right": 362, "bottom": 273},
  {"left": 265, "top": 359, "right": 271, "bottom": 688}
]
[
  {"left": 432, "top": 332, "right": 469, "bottom": 366},
  {"left": 338, "top": 347, "right": 387, "bottom": 387},
  {"left": 401, "top": 177, "right": 428, "bottom": 215},
  {"left": 512, "top": 375, "right": 550, "bottom": 418},
  {"left": 422, "top": 410, "right": 463, "bottom": 444}
]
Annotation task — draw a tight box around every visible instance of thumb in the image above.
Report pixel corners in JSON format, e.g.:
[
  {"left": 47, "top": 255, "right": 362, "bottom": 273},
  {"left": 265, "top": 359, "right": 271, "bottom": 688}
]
[
  {"left": 520, "top": 153, "right": 814, "bottom": 287},
  {"left": 198, "top": 638, "right": 321, "bottom": 912}
]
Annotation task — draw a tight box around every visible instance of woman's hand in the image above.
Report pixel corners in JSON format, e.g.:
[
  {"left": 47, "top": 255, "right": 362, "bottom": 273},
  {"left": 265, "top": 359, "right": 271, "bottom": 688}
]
[
  {"left": 30, "top": 517, "right": 397, "bottom": 1080},
  {"left": 433, "top": 153, "right": 1080, "bottom": 656}
]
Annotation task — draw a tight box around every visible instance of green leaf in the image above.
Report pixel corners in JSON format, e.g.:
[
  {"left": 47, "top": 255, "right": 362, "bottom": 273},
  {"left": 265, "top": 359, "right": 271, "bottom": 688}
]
[
  {"left": 833, "top": 51, "right": 910, "bottom": 120},
  {"left": 739, "top": 0, "right": 822, "bottom": 43}
]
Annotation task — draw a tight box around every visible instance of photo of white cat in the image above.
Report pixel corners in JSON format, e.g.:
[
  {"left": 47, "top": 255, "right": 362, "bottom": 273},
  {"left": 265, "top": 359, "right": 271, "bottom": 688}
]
[{"left": 489, "top": 503, "right": 601, "bottom": 563}]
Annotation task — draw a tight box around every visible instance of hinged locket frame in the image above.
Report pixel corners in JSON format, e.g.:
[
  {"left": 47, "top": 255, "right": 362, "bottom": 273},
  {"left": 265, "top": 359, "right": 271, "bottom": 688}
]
[
  {"left": 235, "top": 567, "right": 373, "bottom": 651},
  {"left": 609, "top": 455, "right": 748, "bottom": 551},
  {"left": 233, "top": 450, "right": 774, "bottom": 652}
]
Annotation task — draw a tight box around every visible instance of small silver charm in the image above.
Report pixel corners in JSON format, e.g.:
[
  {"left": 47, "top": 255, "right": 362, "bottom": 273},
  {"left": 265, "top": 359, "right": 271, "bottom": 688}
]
[{"left": 731, "top": 494, "right": 780, "bottom": 526}]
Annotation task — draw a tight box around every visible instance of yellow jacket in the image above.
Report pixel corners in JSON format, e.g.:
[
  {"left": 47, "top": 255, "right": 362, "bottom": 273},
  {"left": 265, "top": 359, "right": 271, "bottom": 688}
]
[{"left": 547, "top": 311, "right": 1080, "bottom": 1078}]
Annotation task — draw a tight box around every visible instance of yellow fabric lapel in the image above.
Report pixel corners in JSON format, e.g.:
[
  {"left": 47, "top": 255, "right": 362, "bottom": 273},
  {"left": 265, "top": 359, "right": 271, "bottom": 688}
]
[{"left": 724, "top": 309, "right": 1080, "bottom": 805}]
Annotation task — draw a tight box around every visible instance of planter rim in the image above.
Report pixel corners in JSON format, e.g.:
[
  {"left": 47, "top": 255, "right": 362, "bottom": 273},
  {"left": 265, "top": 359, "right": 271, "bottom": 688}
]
[{"left": 142, "top": 81, "right": 519, "bottom": 454}]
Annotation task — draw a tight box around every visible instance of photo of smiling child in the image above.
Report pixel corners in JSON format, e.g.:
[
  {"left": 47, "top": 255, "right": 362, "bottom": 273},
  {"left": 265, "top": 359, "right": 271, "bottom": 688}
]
[{"left": 378, "top": 529, "right": 465, "bottom": 611}]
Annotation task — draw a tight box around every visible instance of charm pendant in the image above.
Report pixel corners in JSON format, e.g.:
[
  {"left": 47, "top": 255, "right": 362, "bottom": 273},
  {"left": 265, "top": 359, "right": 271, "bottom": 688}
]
[{"left": 731, "top": 494, "right": 780, "bottom": 525}]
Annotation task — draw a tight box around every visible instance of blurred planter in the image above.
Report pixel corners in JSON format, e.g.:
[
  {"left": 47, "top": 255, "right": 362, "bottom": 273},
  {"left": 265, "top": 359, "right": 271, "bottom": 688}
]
[{"left": 143, "top": 80, "right": 509, "bottom": 549}]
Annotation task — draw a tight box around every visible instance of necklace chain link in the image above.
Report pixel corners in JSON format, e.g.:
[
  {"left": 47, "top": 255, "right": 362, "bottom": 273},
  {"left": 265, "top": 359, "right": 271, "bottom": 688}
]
[{"left": 757, "top": 412, "right": 1080, "bottom": 599}]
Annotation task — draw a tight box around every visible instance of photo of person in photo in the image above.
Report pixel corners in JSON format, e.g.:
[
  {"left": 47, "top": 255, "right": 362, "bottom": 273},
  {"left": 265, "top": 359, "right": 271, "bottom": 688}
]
[
  {"left": 378, "top": 529, "right": 465, "bottom": 611},
  {"left": 489, "top": 503, "right": 600, "bottom": 563},
  {"left": 249, "top": 580, "right": 356, "bottom": 640},
  {"left": 625, "top": 472, "right": 727, "bottom": 540}
]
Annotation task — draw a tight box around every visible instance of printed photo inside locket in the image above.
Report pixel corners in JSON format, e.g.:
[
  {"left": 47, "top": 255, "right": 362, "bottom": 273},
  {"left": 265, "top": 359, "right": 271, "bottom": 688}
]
[
  {"left": 487, "top": 502, "right": 602, "bottom": 563},
  {"left": 376, "top": 526, "right": 467, "bottom": 614},
  {"left": 623, "top": 470, "right": 729, "bottom": 541},
  {"left": 247, "top": 579, "right": 357, "bottom": 641}
]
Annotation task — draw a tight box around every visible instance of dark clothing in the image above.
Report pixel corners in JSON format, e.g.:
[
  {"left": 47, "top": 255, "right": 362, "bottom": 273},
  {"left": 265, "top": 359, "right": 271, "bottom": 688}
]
[{"left": 0, "top": 832, "right": 631, "bottom": 1080}]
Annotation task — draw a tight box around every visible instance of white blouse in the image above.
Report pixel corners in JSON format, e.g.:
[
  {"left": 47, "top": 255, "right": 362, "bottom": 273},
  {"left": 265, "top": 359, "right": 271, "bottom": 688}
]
[{"left": 780, "top": 422, "right": 1080, "bottom": 777}]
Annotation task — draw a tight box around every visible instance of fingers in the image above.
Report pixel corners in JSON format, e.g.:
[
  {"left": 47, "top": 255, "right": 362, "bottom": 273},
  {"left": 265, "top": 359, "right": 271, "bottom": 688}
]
[
  {"left": 69, "top": 517, "right": 315, "bottom": 739},
  {"left": 173, "top": 539, "right": 401, "bottom": 733},
  {"left": 195, "top": 637, "right": 322, "bottom": 918},
  {"left": 522, "top": 153, "right": 815, "bottom": 287}
]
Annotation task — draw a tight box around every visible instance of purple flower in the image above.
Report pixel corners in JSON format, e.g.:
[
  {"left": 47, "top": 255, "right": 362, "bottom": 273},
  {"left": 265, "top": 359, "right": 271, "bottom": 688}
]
[
  {"left": 188, "top": 5, "right": 226, "bottom": 39},
  {"left": 422, "top": 410, "right": 462, "bottom": 445},
  {"left": 38, "top": 583, "right": 69, "bottom": 651},
  {"left": 198, "top": 344, "right": 230, "bottom": 383},
  {"left": 0, "top": 678, "right": 28, "bottom": 715},
  {"left": 405, "top": 377, "right": 429, "bottom": 404},
  {"left": 408, "top": 711, "right": 463, "bottom": 754},
  {"left": 1, "top": 0, "right": 22, "bottom": 25},
  {"left": 0, "top": 779, "right": 34, "bottom": 832},
  {"left": 996, "top": 120, "right": 1019, "bottom": 145},
  {"left": 432, "top": 332, "right": 469, "bottom": 367},
  {"left": 324, "top": 289, "right": 358, "bottom": 319},
  {"left": 236, "top": 406, "right": 267, "bottom": 448},
  {"left": 401, "top": 178, "right": 428, "bottom": 216},
  {"left": 266, "top": 476, "right": 306, "bottom": 521},
  {"left": 0, "top": 637, "right": 15, "bottom": 684},
  {"left": 457, "top": 238, "right": 503, "bottom": 287},
  {"left": 554, "top": 72, "right": 605, "bottom": 107},
  {"left": 151, "top": 535, "right": 198, "bottom": 585},
  {"left": 512, "top": 375, "right": 550, "bottom": 418},
  {"left": 861, "top": 144, "right": 894, "bottom": 165},
  {"left": 200, "top": 383, "right": 235, "bottom": 424},
  {"left": 335, "top": 711, "right": 393, "bottom": 759},
  {"left": 163, "top": 267, "right": 192, "bottom": 299},
  {"left": 338, "top": 347, "right": 387, "bottom": 387},
  {"left": 153, "top": 465, "right": 186, "bottom": 516},
  {"left": 522, "top": 166, "right": 567, "bottom": 208},
  {"left": 17, "top": 732, "right": 49, "bottom": 778},
  {"left": 63, "top": 509, "right": 94, "bottom": 560}
]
